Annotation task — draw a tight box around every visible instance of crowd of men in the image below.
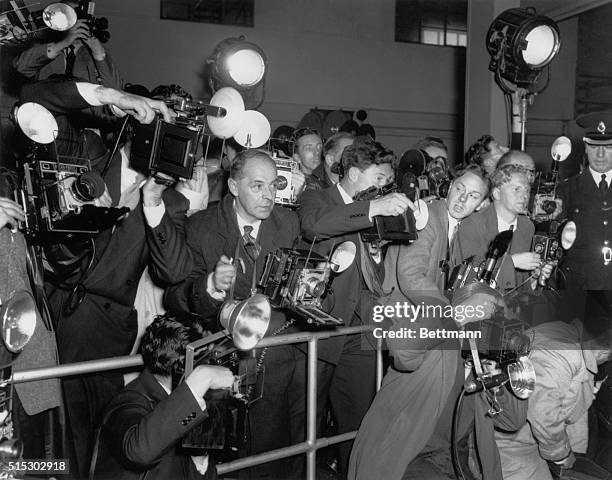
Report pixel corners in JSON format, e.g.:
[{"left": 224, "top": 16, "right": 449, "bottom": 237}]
[{"left": 1, "top": 12, "right": 612, "bottom": 480}]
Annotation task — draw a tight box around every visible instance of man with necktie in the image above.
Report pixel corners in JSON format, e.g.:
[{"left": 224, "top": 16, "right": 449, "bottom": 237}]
[
  {"left": 154, "top": 149, "right": 304, "bottom": 479},
  {"left": 558, "top": 112, "right": 612, "bottom": 291}
]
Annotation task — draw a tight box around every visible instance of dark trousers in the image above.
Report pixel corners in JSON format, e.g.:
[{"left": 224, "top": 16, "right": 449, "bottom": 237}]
[
  {"left": 316, "top": 336, "right": 377, "bottom": 475},
  {"left": 62, "top": 372, "right": 124, "bottom": 478},
  {"left": 241, "top": 344, "right": 305, "bottom": 480}
]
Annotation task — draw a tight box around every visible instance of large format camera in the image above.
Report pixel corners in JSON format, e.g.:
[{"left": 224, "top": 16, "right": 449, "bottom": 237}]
[
  {"left": 75, "top": 1, "right": 109, "bottom": 43},
  {"left": 271, "top": 154, "right": 300, "bottom": 206},
  {"left": 16, "top": 160, "right": 127, "bottom": 242},
  {"left": 130, "top": 98, "right": 217, "bottom": 181},
  {"left": 178, "top": 334, "right": 256, "bottom": 458},
  {"left": 259, "top": 244, "right": 356, "bottom": 326},
  {"left": 353, "top": 182, "right": 418, "bottom": 244},
  {"left": 11, "top": 102, "right": 127, "bottom": 242}
]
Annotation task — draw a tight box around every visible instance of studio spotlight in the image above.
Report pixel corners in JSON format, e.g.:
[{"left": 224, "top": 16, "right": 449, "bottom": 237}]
[
  {"left": 207, "top": 36, "right": 266, "bottom": 105},
  {"left": 486, "top": 7, "right": 560, "bottom": 87}
]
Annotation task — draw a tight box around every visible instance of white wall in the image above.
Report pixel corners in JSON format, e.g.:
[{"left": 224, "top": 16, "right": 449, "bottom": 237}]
[{"left": 96, "top": 0, "right": 466, "bottom": 159}]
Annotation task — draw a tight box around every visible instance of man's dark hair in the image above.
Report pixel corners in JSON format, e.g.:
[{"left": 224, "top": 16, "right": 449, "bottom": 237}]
[
  {"left": 324, "top": 132, "right": 354, "bottom": 157},
  {"left": 413, "top": 136, "right": 448, "bottom": 153},
  {"left": 340, "top": 137, "right": 396, "bottom": 173},
  {"left": 290, "top": 127, "right": 321, "bottom": 145},
  {"left": 139, "top": 314, "right": 204, "bottom": 376},
  {"left": 465, "top": 134, "right": 495, "bottom": 166},
  {"left": 452, "top": 163, "right": 490, "bottom": 194},
  {"left": 229, "top": 149, "right": 274, "bottom": 180},
  {"left": 150, "top": 84, "right": 192, "bottom": 101}
]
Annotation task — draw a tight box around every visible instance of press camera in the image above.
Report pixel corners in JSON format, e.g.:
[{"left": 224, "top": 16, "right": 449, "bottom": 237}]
[
  {"left": 532, "top": 178, "right": 563, "bottom": 223},
  {"left": 76, "top": 1, "right": 109, "bottom": 43},
  {"left": 13, "top": 159, "right": 128, "bottom": 243},
  {"left": 272, "top": 155, "right": 300, "bottom": 206},
  {"left": 259, "top": 242, "right": 356, "bottom": 326},
  {"left": 259, "top": 248, "right": 342, "bottom": 325},
  {"left": 130, "top": 97, "right": 224, "bottom": 180},
  {"left": 353, "top": 182, "right": 418, "bottom": 244},
  {"left": 179, "top": 333, "right": 257, "bottom": 458}
]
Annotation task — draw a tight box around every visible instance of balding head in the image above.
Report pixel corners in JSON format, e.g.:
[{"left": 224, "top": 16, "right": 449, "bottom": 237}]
[{"left": 498, "top": 150, "right": 535, "bottom": 170}]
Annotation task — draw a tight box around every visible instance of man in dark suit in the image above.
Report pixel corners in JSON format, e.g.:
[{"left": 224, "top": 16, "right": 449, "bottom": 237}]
[
  {"left": 155, "top": 149, "right": 304, "bottom": 479},
  {"left": 298, "top": 138, "right": 412, "bottom": 474},
  {"left": 456, "top": 164, "right": 552, "bottom": 293},
  {"left": 97, "top": 314, "right": 234, "bottom": 480},
  {"left": 18, "top": 78, "right": 193, "bottom": 477},
  {"left": 558, "top": 113, "right": 612, "bottom": 291}
]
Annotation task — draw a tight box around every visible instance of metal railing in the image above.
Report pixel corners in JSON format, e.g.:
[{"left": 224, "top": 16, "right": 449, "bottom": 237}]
[{"left": 12, "top": 324, "right": 379, "bottom": 480}]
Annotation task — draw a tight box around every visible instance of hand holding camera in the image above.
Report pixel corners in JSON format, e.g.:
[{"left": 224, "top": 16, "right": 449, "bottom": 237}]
[
  {"left": 213, "top": 255, "right": 236, "bottom": 293},
  {"left": 511, "top": 251, "right": 542, "bottom": 271},
  {"left": 185, "top": 365, "right": 235, "bottom": 399},
  {"left": 0, "top": 197, "right": 25, "bottom": 231},
  {"left": 454, "top": 291, "right": 504, "bottom": 326},
  {"left": 82, "top": 32, "right": 106, "bottom": 61},
  {"left": 368, "top": 192, "right": 414, "bottom": 218}
]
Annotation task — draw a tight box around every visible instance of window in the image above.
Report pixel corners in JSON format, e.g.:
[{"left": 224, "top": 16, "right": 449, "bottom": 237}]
[
  {"left": 396, "top": 0, "right": 467, "bottom": 47},
  {"left": 160, "top": 0, "right": 254, "bottom": 27}
]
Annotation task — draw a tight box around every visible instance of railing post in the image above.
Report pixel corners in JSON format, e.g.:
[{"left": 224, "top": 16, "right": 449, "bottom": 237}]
[
  {"left": 376, "top": 337, "right": 383, "bottom": 391},
  {"left": 306, "top": 336, "right": 318, "bottom": 480}
]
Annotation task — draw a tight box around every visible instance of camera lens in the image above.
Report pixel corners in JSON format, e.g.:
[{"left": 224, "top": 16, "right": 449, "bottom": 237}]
[
  {"left": 304, "top": 277, "right": 325, "bottom": 297},
  {"left": 542, "top": 200, "right": 557, "bottom": 214},
  {"left": 275, "top": 176, "right": 288, "bottom": 191},
  {"left": 94, "top": 29, "right": 110, "bottom": 43},
  {"left": 71, "top": 171, "right": 106, "bottom": 202},
  {"left": 93, "top": 17, "right": 109, "bottom": 30}
]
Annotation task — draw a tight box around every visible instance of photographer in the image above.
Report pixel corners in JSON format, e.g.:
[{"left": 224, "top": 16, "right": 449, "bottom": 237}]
[
  {"left": 456, "top": 164, "right": 553, "bottom": 293},
  {"left": 305, "top": 132, "right": 354, "bottom": 191},
  {"left": 495, "top": 309, "right": 612, "bottom": 480},
  {"left": 17, "top": 78, "right": 194, "bottom": 477},
  {"left": 465, "top": 134, "right": 510, "bottom": 174},
  {"left": 159, "top": 149, "right": 305, "bottom": 479},
  {"left": 94, "top": 313, "right": 234, "bottom": 480},
  {"left": 13, "top": 2, "right": 123, "bottom": 128},
  {"left": 298, "top": 137, "right": 412, "bottom": 474},
  {"left": 349, "top": 164, "right": 517, "bottom": 480}
]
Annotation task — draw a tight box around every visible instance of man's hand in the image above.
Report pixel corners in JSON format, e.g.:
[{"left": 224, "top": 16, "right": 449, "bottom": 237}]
[
  {"left": 94, "top": 86, "right": 176, "bottom": 124},
  {"left": 82, "top": 35, "right": 106, "bottom": 61},
  {"left": 55, "top": 19, "right": 89, "bottom": 51},
  {"left": 185, "top": 365, "right": 234, "bottom": 399},
  {"left": 292, "top": 169, "right": 306, "bottom": 197},
  {"left": 0, "top": 197, "right": 25, "bottom": 231},
  {"left": 177, "top": 161, "right": 209, "bottom": 215},
  {"left": 91, "top": 186, "right": 112, "bottom": 208},
  {"left": 511, "top": 252, "right": 542, "bottom": 271},
  {"left": 212, "top": 255, "right": 236, "bottom": 292},
  {"left": 369, "top": 193, "right": 415, "bottom": 217},
  {"left": 455, "top": 292, "right": 504, "bottom": 326},
  {"left": 178, "top": 161, "right": 208, "bottom": 194},
  {"left": 142, "top": 175, "right": 173, "bottom": 207}
]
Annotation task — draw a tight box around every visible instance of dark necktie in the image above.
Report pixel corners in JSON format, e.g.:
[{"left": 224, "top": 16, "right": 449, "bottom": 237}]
[
  {"left": 65, "top": 45, "right": 76, "bottom": 77},
  {"left": 242, "top": 225, "right": 261, "bottom": 263},
  {"left": 600, "top": 174, "right": 608, "bottom": 196}
]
